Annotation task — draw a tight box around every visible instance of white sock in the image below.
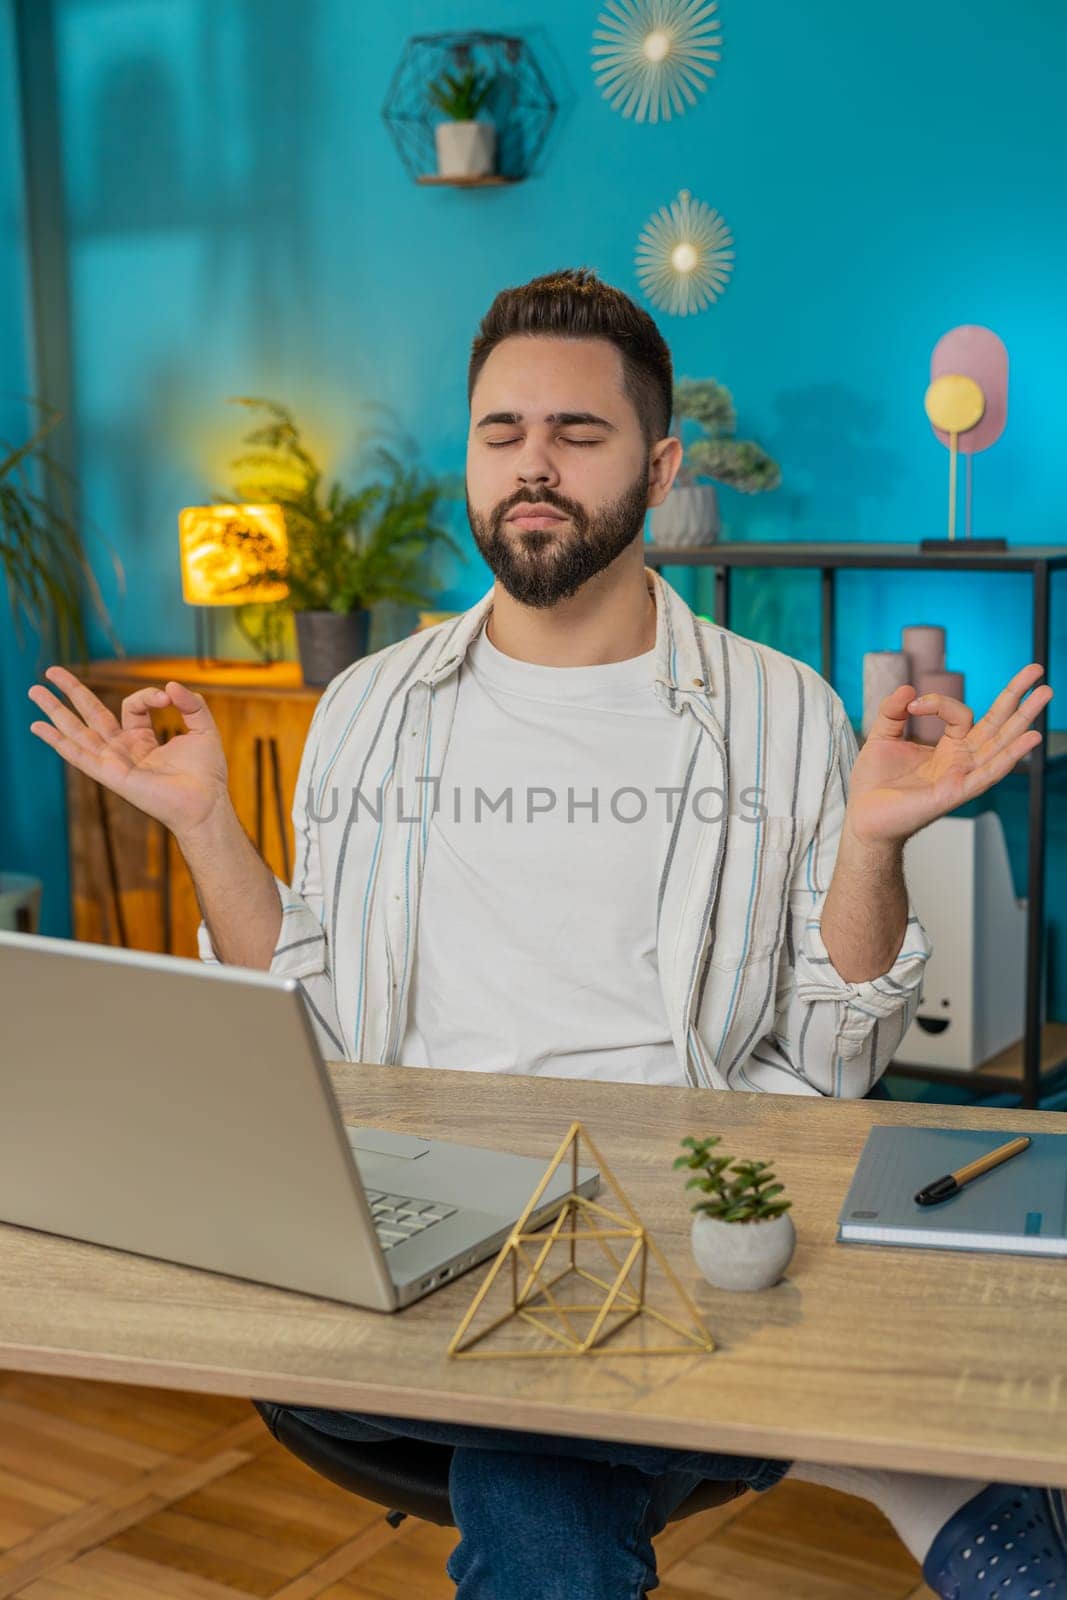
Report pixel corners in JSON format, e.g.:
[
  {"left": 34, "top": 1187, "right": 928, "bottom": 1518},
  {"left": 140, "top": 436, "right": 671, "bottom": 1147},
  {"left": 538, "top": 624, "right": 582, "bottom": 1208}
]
[{"left": 785, "top": 1459, "right": 989, "bottom": 1566}]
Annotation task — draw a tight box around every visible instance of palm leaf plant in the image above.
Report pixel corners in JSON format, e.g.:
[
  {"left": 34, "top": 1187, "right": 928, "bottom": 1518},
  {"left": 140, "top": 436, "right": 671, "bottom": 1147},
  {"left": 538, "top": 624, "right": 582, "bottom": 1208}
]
[
  {"left": 220, "top": 397, "right": 463, "bottom": 679},
  {"left": 1, "top": 400, "right": 120, "bottom": 662},
  {"left": 223, "top": 396, "right": 464, "bottom": 612}
]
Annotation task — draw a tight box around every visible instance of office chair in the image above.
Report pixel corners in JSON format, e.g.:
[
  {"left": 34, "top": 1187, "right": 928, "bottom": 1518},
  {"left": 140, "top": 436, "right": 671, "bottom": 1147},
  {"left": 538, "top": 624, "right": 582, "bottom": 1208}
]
[{"left": 250, "top": 1399, "right": 749, "bottom": 1527}]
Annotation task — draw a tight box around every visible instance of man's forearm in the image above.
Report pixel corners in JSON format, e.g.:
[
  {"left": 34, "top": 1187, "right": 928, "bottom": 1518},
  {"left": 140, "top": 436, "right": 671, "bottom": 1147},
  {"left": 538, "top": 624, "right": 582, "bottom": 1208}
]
[
  {"left": 820, "top": 815, "right": 908, "bottom": 983},
  {"left": 175, "top": 798, "right": 282, "bottom": 970}
]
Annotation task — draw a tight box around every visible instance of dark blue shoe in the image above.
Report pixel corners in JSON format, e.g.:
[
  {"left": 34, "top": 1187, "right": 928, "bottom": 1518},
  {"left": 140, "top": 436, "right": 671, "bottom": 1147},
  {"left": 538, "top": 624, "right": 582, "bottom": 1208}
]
[{"left": 922, "top": 1481, "right": 1067, "bottom": 1597}]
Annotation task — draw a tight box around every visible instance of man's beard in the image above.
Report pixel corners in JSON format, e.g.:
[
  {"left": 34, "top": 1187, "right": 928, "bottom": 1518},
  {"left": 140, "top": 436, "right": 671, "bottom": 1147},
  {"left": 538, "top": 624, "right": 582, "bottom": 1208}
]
[{"left": 466, "top": 462, "right": 650, "bottom": 609}]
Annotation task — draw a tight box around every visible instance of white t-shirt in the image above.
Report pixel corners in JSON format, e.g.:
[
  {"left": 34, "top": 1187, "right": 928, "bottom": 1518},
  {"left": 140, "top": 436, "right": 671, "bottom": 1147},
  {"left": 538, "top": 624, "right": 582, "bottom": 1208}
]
[{"left": 398, "top": 622, "right": 700, "bottom": 1085}]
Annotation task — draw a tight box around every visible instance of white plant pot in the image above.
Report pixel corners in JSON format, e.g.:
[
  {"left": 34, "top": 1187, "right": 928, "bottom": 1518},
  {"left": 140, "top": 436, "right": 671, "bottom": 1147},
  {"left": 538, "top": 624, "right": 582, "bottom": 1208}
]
[
  {"left": 690, "top": 1210, "right": 796, "bottom": 1292},
  {"left": 435, "top": 120, "right": 496, "bottom": 179},
  {"left": 648, "top": 483, "right": 720, "bottom": 547}
]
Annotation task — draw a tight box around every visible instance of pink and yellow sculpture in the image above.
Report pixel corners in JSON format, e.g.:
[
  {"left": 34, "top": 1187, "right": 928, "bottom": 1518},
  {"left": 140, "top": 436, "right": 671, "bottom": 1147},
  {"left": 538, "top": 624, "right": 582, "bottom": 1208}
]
[{"left": 922, "top": 326, "right": 1008, "bottom": 551}]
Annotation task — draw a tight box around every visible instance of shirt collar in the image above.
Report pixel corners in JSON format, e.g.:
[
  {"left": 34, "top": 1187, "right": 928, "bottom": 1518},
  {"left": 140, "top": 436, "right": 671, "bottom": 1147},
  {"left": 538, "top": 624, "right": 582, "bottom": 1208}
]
[{"left": 417, "top": 566, "right": 716, "bottom": 704}]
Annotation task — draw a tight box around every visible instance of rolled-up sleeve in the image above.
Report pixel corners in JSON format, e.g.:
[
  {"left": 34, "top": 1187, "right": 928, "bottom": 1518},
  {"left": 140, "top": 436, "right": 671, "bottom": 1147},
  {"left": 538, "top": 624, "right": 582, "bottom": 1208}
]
[
  {"left": 196, "top": 698, "right": 347, "bottom": 1060},
  {"left": 744, "top": 709, "right": 932, "bottom": 1097}
]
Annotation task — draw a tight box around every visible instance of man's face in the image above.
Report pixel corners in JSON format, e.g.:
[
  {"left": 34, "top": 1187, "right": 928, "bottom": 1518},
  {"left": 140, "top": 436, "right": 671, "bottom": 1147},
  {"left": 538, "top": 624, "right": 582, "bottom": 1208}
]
[{"left": 466, "top": 335, "right": 659, "bottom": 608}]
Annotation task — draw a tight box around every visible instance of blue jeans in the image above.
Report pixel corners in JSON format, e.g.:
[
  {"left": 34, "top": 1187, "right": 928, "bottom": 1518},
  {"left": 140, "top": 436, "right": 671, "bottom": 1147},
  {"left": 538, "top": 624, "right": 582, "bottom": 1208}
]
[{"left": 286, "top": 1405, "right": 792, "bottom": 1598}]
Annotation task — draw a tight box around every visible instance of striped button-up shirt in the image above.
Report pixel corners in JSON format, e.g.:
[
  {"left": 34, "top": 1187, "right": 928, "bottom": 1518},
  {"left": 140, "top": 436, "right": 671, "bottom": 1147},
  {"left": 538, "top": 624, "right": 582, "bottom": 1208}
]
[{"left": 199, "top": 567, "right": 932, "bottom": 1095}]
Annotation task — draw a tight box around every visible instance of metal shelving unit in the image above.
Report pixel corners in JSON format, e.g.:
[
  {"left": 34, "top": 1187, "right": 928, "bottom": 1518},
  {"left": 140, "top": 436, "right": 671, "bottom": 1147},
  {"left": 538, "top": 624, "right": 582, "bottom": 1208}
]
[{"left": 643, "top": 540, "right": 1067, "bottom": 1108}]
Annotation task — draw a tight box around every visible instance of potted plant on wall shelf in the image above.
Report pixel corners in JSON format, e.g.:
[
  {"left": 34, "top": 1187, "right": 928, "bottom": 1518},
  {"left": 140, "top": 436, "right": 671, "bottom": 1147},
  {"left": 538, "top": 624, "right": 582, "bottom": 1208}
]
[
  {"left": 225, "top": 397, "right": 463, "bottom": 687},
  {"left": 427, "top": 60, "right": 498, "bottom": 179},
  {"left": 650, "top": 378, "right": 781, "bottom": 548},
  {"left": 674, "top": 1133, "right": 795, "bottom": 1291}
]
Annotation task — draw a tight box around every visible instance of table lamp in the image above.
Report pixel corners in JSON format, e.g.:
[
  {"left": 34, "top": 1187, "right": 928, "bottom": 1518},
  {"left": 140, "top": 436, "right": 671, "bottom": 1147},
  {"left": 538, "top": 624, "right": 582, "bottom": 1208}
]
[{"left": 178, "top": 504, "right": 289, "bottom": 666}]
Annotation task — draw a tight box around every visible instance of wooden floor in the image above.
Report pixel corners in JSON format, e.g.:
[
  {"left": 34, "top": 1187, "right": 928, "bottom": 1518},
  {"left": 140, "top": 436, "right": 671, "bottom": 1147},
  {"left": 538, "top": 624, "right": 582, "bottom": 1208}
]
[{"left": 0, "top": 1372, "right": 939, "bottom": 1599}]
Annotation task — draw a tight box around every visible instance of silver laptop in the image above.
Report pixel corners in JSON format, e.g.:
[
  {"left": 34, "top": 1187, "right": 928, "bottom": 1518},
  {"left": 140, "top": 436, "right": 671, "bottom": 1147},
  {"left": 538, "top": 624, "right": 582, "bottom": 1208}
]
[{"left": 0, "top": 930, "right": 599, "bottom": 1311}]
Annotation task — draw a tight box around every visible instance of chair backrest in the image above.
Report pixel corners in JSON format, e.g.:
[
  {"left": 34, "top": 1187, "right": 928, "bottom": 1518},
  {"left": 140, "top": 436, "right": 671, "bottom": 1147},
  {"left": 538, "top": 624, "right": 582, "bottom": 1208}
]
[{"left": 255, "top": 1401, "right": 457, "bottom": 1523}]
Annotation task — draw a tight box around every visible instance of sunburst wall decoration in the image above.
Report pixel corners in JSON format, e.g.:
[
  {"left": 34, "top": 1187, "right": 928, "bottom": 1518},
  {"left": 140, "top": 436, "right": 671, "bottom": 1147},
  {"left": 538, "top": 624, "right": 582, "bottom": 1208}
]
[
  {"left": 635, "top": 189, "right": 734, "bottom": 316},
  {"left": 592, "top": 0, "right": 723, "bottom": 124}
]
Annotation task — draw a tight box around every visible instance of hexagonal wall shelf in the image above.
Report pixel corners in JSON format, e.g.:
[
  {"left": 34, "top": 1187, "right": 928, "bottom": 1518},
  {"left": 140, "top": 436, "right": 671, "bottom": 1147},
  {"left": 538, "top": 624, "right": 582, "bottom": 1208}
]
[{"left": 382, "top": 31, "right": 557, "bottom": 187}]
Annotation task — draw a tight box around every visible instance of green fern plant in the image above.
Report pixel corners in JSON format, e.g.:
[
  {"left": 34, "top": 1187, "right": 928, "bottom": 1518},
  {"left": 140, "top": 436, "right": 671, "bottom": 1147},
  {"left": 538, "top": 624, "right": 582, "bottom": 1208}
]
[
  {"left": 221, "top": 397, "right": 464, "bottom": 616},
  {"left": 673, "top": 1134, "right": 792, "bottom": 1224}
]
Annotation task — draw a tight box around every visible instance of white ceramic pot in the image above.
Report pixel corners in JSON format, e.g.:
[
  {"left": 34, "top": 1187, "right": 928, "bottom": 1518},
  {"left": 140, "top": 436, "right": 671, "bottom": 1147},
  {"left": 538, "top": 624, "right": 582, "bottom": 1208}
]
[
  {"left": 435, "top": 120, "right": 496, "bottom": 179},
  {"left": 690, "top": 1210, "right": 796, "bottom": 1292},
  {"left": 648, "top": 484, "right": 720, "bottom": 547}
]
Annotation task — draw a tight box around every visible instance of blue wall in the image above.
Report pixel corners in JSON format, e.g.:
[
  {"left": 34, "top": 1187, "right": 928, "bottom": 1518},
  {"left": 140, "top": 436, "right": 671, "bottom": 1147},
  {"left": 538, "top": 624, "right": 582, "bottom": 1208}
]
[
  {"left": 1, "top": 0, "right": 75, "bottom": 936},
  {"left": 6, "top": 0, "right": 1066, "bottom": 1008}
]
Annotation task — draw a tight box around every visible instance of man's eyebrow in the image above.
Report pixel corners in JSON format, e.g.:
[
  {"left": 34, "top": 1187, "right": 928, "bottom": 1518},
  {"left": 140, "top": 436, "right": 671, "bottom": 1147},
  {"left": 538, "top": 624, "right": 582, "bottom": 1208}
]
[{"left": 474, "top": 411, "right": 619, "bottom": 431}]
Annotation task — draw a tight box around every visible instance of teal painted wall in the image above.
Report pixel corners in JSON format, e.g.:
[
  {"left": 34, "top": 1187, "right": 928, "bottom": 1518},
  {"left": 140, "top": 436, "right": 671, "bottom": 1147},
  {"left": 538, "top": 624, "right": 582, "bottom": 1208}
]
[
  {"left": 1, "top": 0, "right": 74, "bottom": 937},
  {"left": 6, "top": 0, "right": 1066, "bottom": 1010}
]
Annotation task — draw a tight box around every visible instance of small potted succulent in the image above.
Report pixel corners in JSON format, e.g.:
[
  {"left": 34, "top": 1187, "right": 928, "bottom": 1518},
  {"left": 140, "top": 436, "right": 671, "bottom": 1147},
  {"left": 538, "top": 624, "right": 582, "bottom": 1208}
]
[
  {"left": 674, "top": 1134, "right": 795, "bottom": 1291},
  {"left": 650, "top": 378, "right": 781, "bottom": 548},
  {"left": 428, "top": 60, "right": 497, "bottom": 179}
]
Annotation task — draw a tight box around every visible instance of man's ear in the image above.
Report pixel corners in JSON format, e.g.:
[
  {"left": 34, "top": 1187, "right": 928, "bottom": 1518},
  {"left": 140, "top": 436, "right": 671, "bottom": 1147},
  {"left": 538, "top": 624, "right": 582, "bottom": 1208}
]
[{"left": 646, "top": 436, "right": 684, "bottom": 508}]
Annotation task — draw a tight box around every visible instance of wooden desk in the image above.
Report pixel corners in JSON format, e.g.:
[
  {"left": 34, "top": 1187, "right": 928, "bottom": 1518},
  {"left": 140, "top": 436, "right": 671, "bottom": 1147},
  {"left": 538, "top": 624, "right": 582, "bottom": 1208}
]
[{"left": 1, "top": 1066, "right": 1064, "bottom": 1487}]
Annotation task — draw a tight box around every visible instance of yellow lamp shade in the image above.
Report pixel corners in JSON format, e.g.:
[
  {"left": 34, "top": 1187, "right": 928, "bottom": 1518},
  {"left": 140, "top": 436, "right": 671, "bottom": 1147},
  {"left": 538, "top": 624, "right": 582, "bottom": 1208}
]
[
  {"left": 178, "top": 505, "right": 289, "bottom": 606},
  {"left": 416, "top": 609, "right": 462, "bottom": 632},
  {"left": 923, "top": 374, "right": 985, "bottom": 435}
]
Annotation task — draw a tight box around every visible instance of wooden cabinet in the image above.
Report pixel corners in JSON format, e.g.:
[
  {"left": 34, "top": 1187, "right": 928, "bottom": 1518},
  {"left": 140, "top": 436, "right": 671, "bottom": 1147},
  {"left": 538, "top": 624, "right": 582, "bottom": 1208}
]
[{"left": 67, "top": 658, "right": 322, "bottom": 957}]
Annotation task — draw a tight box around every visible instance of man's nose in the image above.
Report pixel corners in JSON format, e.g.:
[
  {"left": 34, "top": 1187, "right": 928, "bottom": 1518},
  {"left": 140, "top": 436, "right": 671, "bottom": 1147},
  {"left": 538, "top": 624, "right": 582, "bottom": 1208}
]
[{"left": 514, "top": 438, "right": 560, "bottom": 488}]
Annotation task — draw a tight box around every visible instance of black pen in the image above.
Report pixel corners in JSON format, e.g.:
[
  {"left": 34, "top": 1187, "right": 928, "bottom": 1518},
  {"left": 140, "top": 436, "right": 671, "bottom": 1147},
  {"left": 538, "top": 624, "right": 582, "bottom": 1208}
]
[{"left": 914, "top": 1135, "right": 1031, "bottom": 1206}]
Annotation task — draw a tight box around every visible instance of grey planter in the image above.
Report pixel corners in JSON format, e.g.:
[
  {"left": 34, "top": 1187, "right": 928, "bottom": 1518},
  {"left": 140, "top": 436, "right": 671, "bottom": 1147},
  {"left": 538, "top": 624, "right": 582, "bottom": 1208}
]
[
  {"left": 295, "top": 609, "right": 372, "bottom": 687},
  {"left": 690, "top": 1210, "right": 796, "bottom": 1292},
  {"left": 648, "top": 484, "right": 720, "bottom": 548}
]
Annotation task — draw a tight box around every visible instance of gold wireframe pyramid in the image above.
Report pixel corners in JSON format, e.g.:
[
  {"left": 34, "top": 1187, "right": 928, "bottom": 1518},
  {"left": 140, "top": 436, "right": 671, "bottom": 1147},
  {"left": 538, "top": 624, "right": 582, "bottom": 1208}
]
[{"left": 447, "top": 1121, "right": 715, "bottom": 1360}]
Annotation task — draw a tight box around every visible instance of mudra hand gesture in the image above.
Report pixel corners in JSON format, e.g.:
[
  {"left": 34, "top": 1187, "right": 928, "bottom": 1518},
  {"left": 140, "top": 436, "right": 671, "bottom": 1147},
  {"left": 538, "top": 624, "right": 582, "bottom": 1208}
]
[
  {"left": 27, "top": 665, "right": 229, "bottom": 840},
  {"left": 846, "top": 663, "right": 1054, "bottom": 846}
]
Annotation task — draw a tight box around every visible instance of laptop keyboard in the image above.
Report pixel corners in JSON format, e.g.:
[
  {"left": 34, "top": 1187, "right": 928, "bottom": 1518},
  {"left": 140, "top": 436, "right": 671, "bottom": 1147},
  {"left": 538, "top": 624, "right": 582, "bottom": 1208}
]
[{"left": 365, "top": 1189, "right": 457, "bottom": 1252}]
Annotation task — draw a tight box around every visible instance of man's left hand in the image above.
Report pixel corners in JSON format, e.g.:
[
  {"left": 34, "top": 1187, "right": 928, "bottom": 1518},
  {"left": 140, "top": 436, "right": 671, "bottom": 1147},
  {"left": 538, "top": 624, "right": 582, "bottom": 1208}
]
[{"left": 845, "top": 663, "right": 1054, "bottom": 846}]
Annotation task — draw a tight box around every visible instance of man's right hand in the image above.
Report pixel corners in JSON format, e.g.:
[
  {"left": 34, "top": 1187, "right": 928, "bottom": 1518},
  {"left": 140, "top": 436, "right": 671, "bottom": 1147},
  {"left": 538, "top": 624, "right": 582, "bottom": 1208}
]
[{"left": 28, "top": 666, "right": 230, "bottom": 841}]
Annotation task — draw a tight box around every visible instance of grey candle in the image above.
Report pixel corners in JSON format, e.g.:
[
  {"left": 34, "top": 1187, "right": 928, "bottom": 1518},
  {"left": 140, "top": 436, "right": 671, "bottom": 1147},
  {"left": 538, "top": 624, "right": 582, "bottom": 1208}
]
[
  {"left": 862, "top": 651, "right": 912, "bottom": 736},
  {"left": 901, "top": 624, "right": 946, "bottom": 678}
]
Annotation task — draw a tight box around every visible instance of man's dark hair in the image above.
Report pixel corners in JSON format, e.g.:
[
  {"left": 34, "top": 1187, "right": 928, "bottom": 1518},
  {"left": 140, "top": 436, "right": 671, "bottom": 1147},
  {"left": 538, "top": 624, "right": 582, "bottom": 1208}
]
[{"left": 468, "top": 267, "right": 674, "bottom": 446}]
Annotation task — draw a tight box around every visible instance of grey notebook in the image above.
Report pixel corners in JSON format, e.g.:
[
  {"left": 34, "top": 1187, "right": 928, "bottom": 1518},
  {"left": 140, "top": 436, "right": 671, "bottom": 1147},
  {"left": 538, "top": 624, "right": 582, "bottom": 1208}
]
[{"left": 836, "top": 1125, "right": 1067, "bottom": 1258}]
